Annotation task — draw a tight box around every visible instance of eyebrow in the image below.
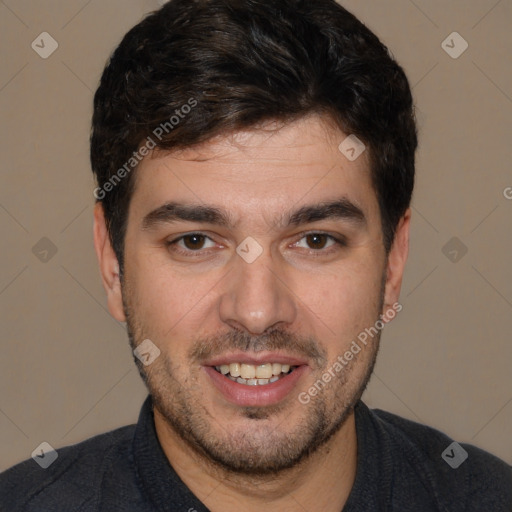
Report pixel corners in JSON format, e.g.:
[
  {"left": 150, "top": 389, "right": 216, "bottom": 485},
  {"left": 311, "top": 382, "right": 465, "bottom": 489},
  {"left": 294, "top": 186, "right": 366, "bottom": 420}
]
[
  {"left": 142, "top": 203, "right": 233, "bottom": 230},
  {"left": 286, "top": 199, "right": 366, "bottom": 227},
  {"left": 141, "top": 198, "right": 366, "bottom": 231}
]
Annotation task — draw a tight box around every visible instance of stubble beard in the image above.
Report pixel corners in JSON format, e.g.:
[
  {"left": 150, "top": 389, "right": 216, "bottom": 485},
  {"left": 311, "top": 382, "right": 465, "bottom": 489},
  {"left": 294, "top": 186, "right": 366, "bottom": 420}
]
[{"left": 122, "top": 284, "right": 383, "bottom": 477}]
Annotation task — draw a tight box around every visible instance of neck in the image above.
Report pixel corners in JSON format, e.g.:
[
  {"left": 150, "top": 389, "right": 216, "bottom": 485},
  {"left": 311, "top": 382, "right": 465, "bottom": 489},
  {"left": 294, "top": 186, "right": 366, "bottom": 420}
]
[{"left": 154, "top": 409, "right": 358, "bottom": 512}]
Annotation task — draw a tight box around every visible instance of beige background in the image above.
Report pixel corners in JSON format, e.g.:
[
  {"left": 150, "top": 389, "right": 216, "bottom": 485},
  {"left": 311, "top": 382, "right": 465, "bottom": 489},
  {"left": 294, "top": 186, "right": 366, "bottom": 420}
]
[{"left": 0, "top": 0, "right": 511, "bottom": 472}]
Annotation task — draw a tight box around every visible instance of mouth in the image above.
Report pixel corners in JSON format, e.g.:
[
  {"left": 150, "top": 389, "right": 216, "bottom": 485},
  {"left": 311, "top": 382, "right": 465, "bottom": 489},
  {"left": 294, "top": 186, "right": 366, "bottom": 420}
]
[
  {"left": 203, "top": 353, "right": 309, "bottom": 407},
  {"left": 213, "top": 362, "right": 297, "bottom": 386}
]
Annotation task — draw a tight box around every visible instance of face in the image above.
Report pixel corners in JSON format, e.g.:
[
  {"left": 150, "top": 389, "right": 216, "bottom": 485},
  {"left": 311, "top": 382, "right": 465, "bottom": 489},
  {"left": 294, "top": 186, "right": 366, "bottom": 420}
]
[{"left": 95, "top": 115, "right": 409, "bottom": 476}]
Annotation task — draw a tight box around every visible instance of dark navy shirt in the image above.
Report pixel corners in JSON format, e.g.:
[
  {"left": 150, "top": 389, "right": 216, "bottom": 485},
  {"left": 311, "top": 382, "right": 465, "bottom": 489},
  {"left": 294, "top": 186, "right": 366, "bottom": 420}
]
[{"left": 1, "top": 395, "right": 510, "bottom": 511}]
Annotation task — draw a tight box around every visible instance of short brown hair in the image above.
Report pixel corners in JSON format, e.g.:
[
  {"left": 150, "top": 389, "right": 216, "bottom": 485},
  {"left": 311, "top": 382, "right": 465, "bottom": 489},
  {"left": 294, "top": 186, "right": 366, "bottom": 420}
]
[{"left": 90, "top": 0, "right": 417, "bottom": 271}]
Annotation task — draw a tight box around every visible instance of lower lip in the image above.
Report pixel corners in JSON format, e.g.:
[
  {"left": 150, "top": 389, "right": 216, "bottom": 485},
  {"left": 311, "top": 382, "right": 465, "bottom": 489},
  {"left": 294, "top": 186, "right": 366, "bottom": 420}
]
[{"left": 204, "top": 365, "right": 308, "bottom": 407}]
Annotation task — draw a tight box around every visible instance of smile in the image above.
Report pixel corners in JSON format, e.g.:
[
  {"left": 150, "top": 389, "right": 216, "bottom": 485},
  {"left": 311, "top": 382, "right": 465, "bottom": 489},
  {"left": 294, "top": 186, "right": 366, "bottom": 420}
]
[
  {"left": 214, "top": 363, "right": 296, "bottom": 386},
  {"left": 205, "top": 362, "right": 308, "bottom": 407}
]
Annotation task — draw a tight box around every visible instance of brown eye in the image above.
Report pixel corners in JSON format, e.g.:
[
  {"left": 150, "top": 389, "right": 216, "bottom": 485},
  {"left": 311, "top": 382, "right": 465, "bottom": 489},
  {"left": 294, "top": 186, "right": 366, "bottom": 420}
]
[
  {"left": 293, "top": 233, "right": 341, "bottom": 253},
  {"left": 305, "top": 234, "right": 329, "bottom": 249},
  {"left": 167, "top": 233, "right": 218, "bottom": 256},
  {"left": 182, "top": 234, "right": 207, "bottom": 250}
]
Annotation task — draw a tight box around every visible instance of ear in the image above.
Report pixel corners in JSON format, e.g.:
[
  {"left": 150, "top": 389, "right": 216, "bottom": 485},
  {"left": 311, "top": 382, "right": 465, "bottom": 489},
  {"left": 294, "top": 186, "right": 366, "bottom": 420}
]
[
  {"left": 382, "top": 208, "right": 411, "bottom": 317},
  {"left": 93, "top": 202, "right": 126, "bottom": 322}
]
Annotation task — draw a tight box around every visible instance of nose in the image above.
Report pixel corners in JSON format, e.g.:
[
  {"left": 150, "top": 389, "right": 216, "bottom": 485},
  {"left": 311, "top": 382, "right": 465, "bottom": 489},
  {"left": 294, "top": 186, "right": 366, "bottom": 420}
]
[{"left": 218, "top": 246, "right": 297, "bottom": 335}]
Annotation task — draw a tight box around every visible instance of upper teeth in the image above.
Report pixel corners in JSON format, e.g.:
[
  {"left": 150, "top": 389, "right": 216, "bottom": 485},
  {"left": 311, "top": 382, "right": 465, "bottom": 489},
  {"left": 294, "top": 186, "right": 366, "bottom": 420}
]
[{"left": 216, "top": 363, "right": 291, "bottom": 379}]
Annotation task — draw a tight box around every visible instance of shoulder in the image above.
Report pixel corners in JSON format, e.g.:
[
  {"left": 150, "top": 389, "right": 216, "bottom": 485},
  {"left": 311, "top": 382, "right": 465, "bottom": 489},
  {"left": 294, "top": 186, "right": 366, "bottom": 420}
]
[
  {"left": 369, "top": 406, "right": 512, "bottom": 510},
  {"left": 0, "top": 425, "right": 135, "bottom": 512}
]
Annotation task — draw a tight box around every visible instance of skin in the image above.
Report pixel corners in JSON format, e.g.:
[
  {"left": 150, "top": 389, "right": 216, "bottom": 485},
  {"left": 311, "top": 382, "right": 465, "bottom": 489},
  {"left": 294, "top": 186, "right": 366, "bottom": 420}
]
[{"left": 94, "top": 114, "right": 410, "bottom": 512}]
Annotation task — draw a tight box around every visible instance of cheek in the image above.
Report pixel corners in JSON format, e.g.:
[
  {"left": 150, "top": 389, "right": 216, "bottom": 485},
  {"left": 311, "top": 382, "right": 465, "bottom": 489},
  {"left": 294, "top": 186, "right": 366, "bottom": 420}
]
[
  {"left": 293, "top": 258, "right": 384, "bottom": 328},
  {"left": 127, "top": 256, "right": 223, "bottom": 339}
]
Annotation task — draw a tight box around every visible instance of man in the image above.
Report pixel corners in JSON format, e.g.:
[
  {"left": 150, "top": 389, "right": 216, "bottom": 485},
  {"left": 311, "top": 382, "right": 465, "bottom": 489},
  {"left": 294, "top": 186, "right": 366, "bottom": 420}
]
[{"left": 1, "top": 0, "right": 510, "bottom": 510}]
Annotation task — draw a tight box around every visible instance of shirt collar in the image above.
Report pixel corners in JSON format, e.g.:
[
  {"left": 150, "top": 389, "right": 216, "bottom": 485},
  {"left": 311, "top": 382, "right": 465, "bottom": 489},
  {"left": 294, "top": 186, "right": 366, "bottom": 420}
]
[
  {"left": 132, "top": 395, "right": 385, "bottom": 511},
  {"left": 132, "top": 395, "right": 210, "bottom": 512}
]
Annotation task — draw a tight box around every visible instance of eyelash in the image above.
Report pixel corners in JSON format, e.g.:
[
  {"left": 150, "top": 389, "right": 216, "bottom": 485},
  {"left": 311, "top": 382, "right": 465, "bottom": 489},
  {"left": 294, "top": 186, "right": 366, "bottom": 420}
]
[{"left": 166, "top": 232, "right": 347, "bottom": 258}]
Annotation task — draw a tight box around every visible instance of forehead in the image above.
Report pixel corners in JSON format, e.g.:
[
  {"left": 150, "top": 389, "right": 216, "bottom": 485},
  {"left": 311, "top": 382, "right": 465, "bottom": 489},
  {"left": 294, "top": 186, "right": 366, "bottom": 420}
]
[{"left": 128, "top": 115, "right": 379, "bottom": 228}]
